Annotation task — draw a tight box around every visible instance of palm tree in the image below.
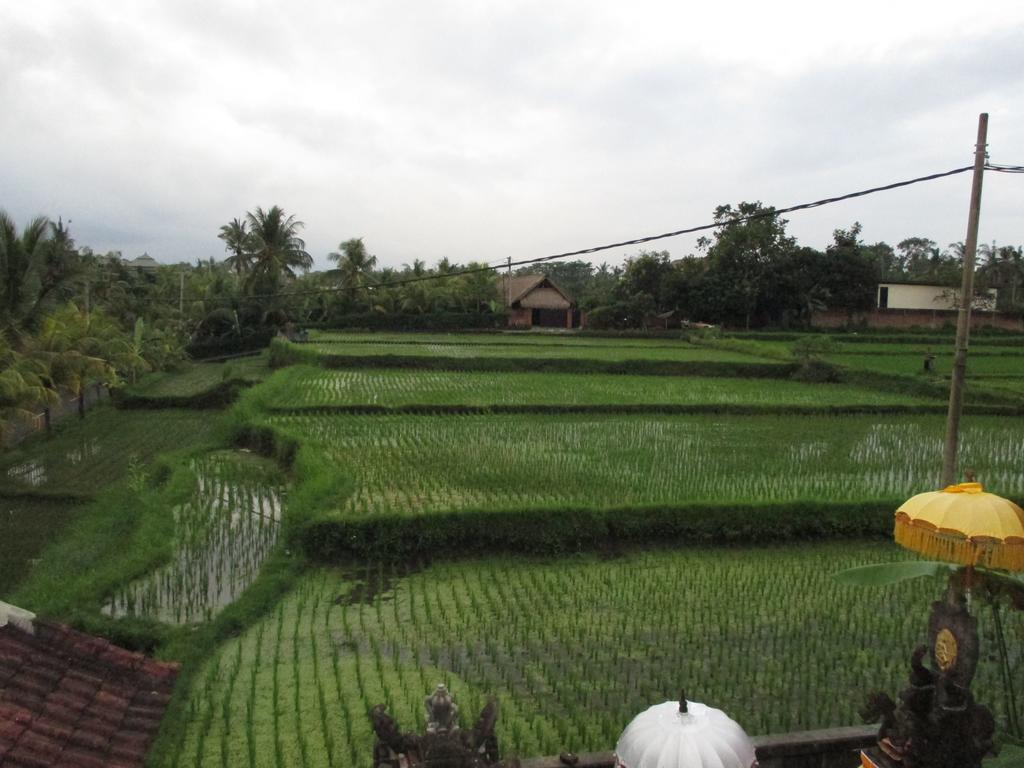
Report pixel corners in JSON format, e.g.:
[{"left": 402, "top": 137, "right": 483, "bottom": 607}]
[
  {"left": 218, "top": 217, "right": 253, "bottom": 276},
  {"left": 0, "top": 212, "right": 84, "bottom": 334},
  {"left": 243, "top": 206, "right": 312, "bottom": 296},
  {"left": 0, "top": 331, "right": 55, "bottom": 435},
  {"left": 329, "top": 238, "right": 378, "bottom": 311}
]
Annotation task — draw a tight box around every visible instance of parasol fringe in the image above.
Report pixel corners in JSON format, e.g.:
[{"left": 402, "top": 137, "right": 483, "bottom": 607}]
[{"left": 894, "top": 517, "right": 1024, "bottom": 571}]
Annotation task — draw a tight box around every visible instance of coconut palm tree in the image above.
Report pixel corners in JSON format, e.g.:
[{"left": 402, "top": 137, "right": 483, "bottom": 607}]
[
  {"left": 218, "top": 217, "right": 253, "bottom": 276},
  {"left": 329, "top": 237, "right": 377, "bottom": 307},
  {"left": 0, "top": 212, "right": 84, "bottom": 335},
  {"left": 243, "top": 206, "right": 312, "bottom": 296},
  {"left": 0, "top": 331, "right": 55, "bottom": 435}
]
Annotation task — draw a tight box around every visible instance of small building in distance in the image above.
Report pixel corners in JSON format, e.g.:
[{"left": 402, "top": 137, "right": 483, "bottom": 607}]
[
  {"left": 876, "top": 281, "right": 996, "bottom": 312},
  {"left": 813, "top": 281, "right": 1021, "bottom": 330},
  {"left": 124, "top": 253, "right": 161, "bottom": 273},
  {"left": 498, "top": 274, "right": 578, "bottom": 329}
]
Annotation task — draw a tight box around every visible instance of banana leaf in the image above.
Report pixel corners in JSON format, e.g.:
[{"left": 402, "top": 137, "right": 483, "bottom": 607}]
[{"left": 832, "top": 561, "right": 953, "bottom": 587}]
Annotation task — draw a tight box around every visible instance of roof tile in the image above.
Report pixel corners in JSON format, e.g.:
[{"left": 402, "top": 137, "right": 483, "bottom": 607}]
[{"left": 0, "top": 618, "right": 178, "bottom": 768}]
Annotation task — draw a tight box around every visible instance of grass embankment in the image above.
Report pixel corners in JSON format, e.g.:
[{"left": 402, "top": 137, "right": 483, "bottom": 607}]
[{"left": 157, "top": 543, "right": 1023, "bottom": 767}]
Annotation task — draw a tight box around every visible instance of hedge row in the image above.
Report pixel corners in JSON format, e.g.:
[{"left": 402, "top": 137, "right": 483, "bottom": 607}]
[
  {"left": 316, "top": 311, "right": 503, "bottom": 331},
  {"left": 185, "top": 329, "right": 275, "bottom": 359},
  {"left": 299, "top": 500, "right": 896, "bottom": 561}
]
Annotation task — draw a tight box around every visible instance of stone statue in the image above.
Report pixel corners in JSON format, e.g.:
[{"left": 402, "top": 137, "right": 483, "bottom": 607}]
[
  {"left": 861, "top": 583, "right": 996, "bottom": 768},
  {"left": 371, "top": 687, "right": 519, "bottom": 768},
  {"left": 426, "top": 683, "right": 459, "bottom": 734}
]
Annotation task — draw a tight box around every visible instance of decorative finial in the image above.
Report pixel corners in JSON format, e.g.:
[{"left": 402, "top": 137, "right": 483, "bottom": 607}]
[{"left": 679, "top": 690, "right": 688, "bottom": 714}]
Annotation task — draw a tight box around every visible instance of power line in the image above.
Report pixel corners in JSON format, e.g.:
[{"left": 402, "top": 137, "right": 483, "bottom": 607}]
[
  {"left": 986, "top": 163, "right": 1024, "bottom": 174},
  {"left": 176, "top": 163, "right": 976, "bottom": 304}
]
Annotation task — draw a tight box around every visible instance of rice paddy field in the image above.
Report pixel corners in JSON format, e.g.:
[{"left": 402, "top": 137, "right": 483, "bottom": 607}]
[
  {"left": 6, "top": 328, "right": 1024, "bottom": 765},
  {"left": 302, "top": 338, "right": 773, "bottom": 364},
  {"left": 828, "top": 352, "right": 1024, "bottom": 378},
  {"left": 0, "top": 408, "right": 221, "bottom": 497},
  {"left": 266, "top": 412, "right": 1024, "bottom": 519},
  {"left": 103, "top": 451, "right": 284, "bottom": 624},
  {"left": 254, "top": 366, "right": 940, "bottom": 410},
  {"left": 159, "top": 543, "right": 1023, "bottom": 768}
]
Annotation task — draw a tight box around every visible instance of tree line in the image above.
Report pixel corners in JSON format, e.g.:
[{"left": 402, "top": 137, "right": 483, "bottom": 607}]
[
  {"left": 544, "top": 202, "right": 1023, "bottom": 330},
  {"left": 4, "top": 198, "right": 1022, "bottom": 432}
]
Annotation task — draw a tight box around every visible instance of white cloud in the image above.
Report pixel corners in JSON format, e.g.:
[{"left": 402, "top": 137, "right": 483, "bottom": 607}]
[{"left": 0, "top": 0, "right": 1021, "bottom": 270}]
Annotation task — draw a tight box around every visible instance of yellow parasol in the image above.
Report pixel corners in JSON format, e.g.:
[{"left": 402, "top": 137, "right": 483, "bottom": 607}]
[{"left": 894, "top": 481, "right": 1024, "bottom": 571}]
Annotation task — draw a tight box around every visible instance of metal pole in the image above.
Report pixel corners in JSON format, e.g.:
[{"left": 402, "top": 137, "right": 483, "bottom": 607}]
[{"left": 941, "top": 113, "right": 988, "bottom": 486}]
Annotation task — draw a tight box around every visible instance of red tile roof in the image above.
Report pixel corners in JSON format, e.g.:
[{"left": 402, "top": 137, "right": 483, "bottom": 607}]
[{"left": 0, "top": 617, "right": 178, "bottom": 767}]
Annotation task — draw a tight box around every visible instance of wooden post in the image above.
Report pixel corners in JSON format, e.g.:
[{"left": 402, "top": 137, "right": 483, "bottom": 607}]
[{"left": 941, "top": 113, "right": 988, "bottom": 487}]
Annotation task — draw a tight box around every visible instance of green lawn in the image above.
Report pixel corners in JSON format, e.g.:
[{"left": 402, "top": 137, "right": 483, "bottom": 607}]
[
  {"left": 264, "top": 412, "right": 1024, "bottom": 521},
  {"left": 158, "top": 543, "right": 1021, "bottom": 767},
  {"left": 254, "top": 366, "right": 940, "bottom": 410}
]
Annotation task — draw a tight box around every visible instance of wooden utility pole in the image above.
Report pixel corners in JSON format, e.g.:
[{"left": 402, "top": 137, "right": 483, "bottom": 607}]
[
  {"left": 179, "top": 271, "right": 186, "bottom": 315},
  {"left": 941, "top": 113, "right": 989, "bottom": 486}
]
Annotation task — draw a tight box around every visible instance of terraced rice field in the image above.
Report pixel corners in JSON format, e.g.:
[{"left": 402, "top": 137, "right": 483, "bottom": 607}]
[
  {"left": 104, "top": 451, "right": 284, "bottom": 624},
  {"left": 265, "top": 413, "right": 1024, "bottom": 520},
  {"left": 0, "top": 409, "right": 220, "bottom": 496},
  {"left": 303, "top": 339, "right": 771, "bottom": 363},
  {"left": 255, "top": 367, "right": 939, "bottom": 410},
  {"left": 162, "top": 543, "right": 1023, "bottom": 768}
]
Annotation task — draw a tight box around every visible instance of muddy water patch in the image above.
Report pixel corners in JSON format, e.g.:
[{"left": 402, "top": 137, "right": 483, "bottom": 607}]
[{"left": 103, "top": 452, "right": 284, "bottom": 624}]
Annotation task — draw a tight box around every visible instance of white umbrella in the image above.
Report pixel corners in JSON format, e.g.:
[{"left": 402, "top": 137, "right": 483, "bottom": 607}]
[{"left": 614, "top": 699, "right": 757, "bottom": 768}]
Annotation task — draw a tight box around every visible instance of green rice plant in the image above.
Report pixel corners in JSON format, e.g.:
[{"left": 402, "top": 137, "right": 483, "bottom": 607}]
[
  {"left": 158, "top": 543, "right": 1023, "bottom": 767},
  {"left": 103, "top": 451, "right": 285, "bottom": 624},
  {"left": 264, "top": 413, "right": 1024, "bottom": 525},
  {"left": 250, "top": 366, "right": 941, "bottom": 412}
]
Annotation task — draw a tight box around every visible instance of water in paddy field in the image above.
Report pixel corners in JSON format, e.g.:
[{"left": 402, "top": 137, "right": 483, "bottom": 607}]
[
  {"left": 5, "top": 460, "right": 48, "bottom": 486},
  {"left": 103, "top": 454, "right": 284, "bottom": 624}
]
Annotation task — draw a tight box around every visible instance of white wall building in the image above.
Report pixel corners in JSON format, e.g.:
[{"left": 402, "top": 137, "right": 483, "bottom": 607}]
[{"left": 877, "top": 282, "right": 996, "bottom": 312}]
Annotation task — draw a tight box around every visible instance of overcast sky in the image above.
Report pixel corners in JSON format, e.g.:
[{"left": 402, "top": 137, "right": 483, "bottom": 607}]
[{"left": 2, "top": 0, "right": 1022, "bottom": 271}]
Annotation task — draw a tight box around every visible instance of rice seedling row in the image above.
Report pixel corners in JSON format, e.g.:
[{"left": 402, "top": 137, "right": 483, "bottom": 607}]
[
  {"left": 162, "top": 543, "right": 1023, "bottom": 767},
  {"left": 255, "top": 367, "right": 939, "bottom": 410},
  {"left": 102, "top": 451, "right": 284, "bottom": 624},
  {"left": 265, "top": 413, "right": 1024, "bottom": 520}
]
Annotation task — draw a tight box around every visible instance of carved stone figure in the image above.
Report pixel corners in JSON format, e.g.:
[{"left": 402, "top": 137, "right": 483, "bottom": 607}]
[
  {"left": 426, "top": 683, "right": 459, "bottom": 734},
  {"left": 862, "top": 585, "right": 995, "bottom": 768},
  {"left": 371, "top": 688, "right": 519, "bottom": 768}
]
